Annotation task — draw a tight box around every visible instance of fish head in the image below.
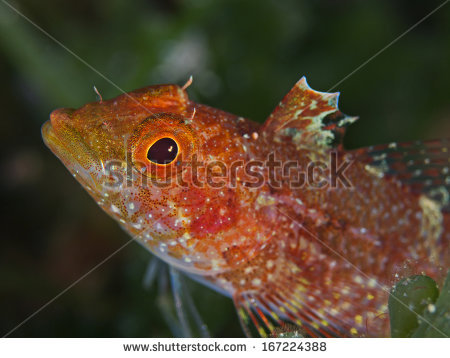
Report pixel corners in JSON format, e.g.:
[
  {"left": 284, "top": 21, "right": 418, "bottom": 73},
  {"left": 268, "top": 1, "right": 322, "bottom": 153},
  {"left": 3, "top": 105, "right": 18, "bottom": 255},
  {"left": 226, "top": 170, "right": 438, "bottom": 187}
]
[{"left": 42, "top": 84, "right": 266, "bottom": 275}]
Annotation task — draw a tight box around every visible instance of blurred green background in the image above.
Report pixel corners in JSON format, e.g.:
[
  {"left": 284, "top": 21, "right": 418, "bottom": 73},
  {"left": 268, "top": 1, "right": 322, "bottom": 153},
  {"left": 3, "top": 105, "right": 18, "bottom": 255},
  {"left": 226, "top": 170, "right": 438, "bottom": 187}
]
[{"left": 0, "top": 0, "right": 449, "bottom": 337}]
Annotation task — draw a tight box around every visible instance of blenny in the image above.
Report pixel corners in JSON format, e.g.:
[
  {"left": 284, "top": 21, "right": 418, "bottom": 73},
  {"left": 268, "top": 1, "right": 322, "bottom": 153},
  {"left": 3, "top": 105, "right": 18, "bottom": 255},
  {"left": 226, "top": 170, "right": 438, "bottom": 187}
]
[{"left": 42, "top": 77, "right": 449, "bottom": 337}]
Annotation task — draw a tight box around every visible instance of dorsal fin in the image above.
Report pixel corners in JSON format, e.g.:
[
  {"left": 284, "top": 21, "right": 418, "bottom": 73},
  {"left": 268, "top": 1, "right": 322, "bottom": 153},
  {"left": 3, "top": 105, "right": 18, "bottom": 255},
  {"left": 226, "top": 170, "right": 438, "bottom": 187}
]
[
  {"left": 260, "top": 77, "right": 357, "bottom": 150},
  {"left": 353, "top": 139, "right": 450, "bottom": 212}
]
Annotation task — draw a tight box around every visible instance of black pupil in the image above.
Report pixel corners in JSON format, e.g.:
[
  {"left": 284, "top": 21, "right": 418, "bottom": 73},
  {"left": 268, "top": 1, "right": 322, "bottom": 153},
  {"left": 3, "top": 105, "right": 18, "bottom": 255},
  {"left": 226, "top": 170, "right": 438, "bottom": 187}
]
[{"left": 147, "top": 137, "right": 178, "bottom": 164}]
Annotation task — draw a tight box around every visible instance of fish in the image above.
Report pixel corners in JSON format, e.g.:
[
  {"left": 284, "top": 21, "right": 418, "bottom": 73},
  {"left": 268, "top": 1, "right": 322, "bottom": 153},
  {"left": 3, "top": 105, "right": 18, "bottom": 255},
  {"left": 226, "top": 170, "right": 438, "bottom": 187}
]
[{"left": 42, "top": 76, "right": 449, "bottom": 337}]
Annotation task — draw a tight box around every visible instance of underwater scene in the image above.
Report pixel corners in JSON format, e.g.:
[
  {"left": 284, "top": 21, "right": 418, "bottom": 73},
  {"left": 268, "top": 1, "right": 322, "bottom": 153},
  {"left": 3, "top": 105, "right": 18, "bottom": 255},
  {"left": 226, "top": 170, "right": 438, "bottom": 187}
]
[{"left": 1, "top": 0, "right": 449, "bottom": 338}]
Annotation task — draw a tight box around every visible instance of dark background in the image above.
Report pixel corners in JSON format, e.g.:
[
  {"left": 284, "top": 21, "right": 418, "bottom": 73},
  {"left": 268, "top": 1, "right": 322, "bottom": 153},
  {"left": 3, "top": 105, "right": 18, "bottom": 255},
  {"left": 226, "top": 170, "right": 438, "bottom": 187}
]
[{"left": 0, "top": 0, "right": 449, "bottom": 337}]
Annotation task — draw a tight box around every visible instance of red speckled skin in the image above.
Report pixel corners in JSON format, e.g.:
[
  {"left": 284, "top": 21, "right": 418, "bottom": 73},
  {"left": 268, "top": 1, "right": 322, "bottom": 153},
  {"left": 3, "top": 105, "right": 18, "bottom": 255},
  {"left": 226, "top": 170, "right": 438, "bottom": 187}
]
[{"left": 42, "top": 79, "right": 449, "bottom": 337}]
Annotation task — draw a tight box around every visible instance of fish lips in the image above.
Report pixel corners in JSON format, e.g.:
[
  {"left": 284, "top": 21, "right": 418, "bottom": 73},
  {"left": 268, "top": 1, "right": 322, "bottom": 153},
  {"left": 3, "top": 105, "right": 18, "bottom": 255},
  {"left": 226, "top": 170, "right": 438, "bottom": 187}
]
[{"left": 42, "top": 108, "right": 105, "bottom": 193}]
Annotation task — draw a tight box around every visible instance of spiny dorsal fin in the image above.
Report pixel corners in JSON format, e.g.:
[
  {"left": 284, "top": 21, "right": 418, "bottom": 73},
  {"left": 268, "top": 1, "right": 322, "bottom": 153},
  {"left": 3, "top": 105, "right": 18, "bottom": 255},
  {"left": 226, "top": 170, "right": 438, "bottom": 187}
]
[
  {"left": 260, "top": 77, "right": 357, "bottom": 150},
  {"left": 353, "top": 139, "right": 450, "bottom": 212}
]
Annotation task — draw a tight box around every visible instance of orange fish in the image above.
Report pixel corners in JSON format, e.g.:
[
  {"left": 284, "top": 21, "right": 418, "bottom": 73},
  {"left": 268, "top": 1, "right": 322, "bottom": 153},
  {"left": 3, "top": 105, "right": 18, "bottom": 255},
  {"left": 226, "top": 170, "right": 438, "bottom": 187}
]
[{"left": 42, "top": 77, "right": 449, "bottom": 337}]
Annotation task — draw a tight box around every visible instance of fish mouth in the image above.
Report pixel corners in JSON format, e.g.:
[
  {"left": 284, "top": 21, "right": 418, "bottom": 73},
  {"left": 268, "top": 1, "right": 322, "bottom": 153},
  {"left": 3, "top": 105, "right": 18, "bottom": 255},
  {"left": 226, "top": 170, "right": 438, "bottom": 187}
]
[{"left": 42, "top": 109, "right": 104, "bottom": 192}]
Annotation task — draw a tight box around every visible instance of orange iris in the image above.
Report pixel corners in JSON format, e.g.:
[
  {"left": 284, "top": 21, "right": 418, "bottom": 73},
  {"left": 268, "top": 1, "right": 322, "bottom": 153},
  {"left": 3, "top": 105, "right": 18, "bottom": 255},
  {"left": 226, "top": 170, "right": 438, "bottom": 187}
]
[{"left": 128, "top": 113, "right": 197, "bottom": 181}]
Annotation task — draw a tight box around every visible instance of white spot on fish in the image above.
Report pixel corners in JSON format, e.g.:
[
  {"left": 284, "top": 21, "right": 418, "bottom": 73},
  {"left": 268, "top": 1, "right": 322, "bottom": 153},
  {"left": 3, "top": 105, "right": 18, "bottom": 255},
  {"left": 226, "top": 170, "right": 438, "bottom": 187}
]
[
  {"left": 159, "top": 243, "right": 167, "bottom": 253},
  {"left": 252, "top": 278, "right": 261, "bottom": 286},
  {"left": 144, "top": 233, "right": 153, "bottom": 240},
  {"left": 111, "top": 205, "right": 120, "bottom": 214}
]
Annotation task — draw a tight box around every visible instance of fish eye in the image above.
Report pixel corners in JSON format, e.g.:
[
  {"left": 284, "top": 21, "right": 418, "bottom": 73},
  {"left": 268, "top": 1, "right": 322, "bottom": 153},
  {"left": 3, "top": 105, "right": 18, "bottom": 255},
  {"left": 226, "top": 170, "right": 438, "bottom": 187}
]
[
  {"left": 128, "top": 113, "right": 197, "bottom": 179},
  {"left": 147, "top": 137, "right": 179, "bottom": 164}
]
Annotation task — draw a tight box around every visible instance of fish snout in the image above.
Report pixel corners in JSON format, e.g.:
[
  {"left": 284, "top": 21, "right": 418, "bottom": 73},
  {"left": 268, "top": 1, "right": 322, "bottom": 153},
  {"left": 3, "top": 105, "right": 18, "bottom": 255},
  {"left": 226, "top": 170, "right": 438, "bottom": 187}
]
[
  {"left": 43, "top": 108, "right": 105, "bottom": 193},
  {"left": 49, "top": 108, "right": 74, "bottom": 130}
]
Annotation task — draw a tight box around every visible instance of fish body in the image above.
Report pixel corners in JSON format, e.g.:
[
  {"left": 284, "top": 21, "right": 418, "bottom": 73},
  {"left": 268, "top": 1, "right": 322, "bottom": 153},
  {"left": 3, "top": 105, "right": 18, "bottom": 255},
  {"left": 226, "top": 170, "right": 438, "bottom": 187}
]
[{"left": 42, "top": 77, "right": 449, "bottom": 337}]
